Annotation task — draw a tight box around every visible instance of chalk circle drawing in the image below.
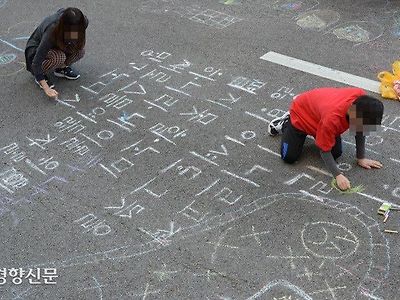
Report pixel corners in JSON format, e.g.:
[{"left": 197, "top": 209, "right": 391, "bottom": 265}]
[
  {"left": 0, "top": 52, "right": 16, "bottom": 65},
  {"left": 337, "top": 162, "right": 352, "bottom": 172},
  {"left": 25, "top": 193, "right": 390, "bottom": 299},
  {"left": 295, "top": 9, "right": 340, "bottom": 31},
  {"left": 366, "top": 135, "right": 384, "bottom": 146},
  {"left": 330, "top": 21, "right": 384, "bottom": 46},
  {"left": 301, "top": 221, "right": 359, "bottom": 259}
]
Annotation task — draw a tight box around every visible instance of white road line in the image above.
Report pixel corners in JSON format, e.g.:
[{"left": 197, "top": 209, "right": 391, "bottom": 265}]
[{"left": 260, "top": 51, "right": 380, "bottom": 93}]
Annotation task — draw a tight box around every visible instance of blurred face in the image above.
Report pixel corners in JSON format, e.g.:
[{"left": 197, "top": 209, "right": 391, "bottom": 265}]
[
  {"left": 348, "top": 105, "right": 380, "bottom": 135},
  {"left": 64, "top": 24, "right": 79, "bottom": 42},
  {"left": 64, "top": 31, "right": 79, "bottom": 40}
]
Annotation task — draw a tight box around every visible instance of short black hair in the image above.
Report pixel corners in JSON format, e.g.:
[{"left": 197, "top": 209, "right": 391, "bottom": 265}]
[{"left": 353, "top": 95, "right": 384, "bottom": 125}]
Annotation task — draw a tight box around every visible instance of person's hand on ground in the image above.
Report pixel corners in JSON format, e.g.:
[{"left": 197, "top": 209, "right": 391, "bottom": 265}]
[
  {"left": 44, "top": 88, "right": 59, "bottom": 99},
  {"left": 336, "top": 174, "right": 351, "bottom": 191},
  {"left": 357, "top": 158, "right": 383, "bottom": 169}
]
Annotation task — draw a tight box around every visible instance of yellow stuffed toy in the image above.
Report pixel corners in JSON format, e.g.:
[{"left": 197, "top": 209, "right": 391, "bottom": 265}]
[{"left": 377, "top": 60, "right": 400, "bottom": 100}]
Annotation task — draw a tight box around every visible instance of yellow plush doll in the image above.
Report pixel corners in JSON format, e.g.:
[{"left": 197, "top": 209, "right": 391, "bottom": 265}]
[{"left": 377, "top": 61, "right": 400, "bottom": 100}]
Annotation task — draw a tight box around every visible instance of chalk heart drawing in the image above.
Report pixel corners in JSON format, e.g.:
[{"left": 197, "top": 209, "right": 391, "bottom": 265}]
[
  {"left": 23, "top": 193, "right": 389, "bottom": 299},
  {"left": 331, "top": 21, "right": 384, "bottom": 45},
  {"left": 296, "top": 9, "right": 340, "bottom": 31}
]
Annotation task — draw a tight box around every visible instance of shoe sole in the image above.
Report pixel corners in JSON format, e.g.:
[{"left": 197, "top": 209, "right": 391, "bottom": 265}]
[
  {"left": 54, "top": 72, "right": 80, "bottom": 80},
  {"left": 268, "top": 118, "right": 287, "bottom": 136}
]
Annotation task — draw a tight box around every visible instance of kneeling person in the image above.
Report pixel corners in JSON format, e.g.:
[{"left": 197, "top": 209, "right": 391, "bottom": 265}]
[{"left": 268, "top": 87, "right": 384, "bottom": 191}]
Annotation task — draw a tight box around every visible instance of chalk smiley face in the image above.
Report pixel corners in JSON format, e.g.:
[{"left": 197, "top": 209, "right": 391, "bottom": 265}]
[{"left": 301, "top": 221, "right": 359, "bottom": 259}]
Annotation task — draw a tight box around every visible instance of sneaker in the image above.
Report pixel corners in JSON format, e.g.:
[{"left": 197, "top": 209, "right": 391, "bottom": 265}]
[
  {"left": 35, "top": 75, "right": 55, "bottom": 89},
  {"left": 268, "top": 112, "right": 290, "bottom": 136},
  {"left": 54, "top": 66, "right": 80, "bottom": 80}
]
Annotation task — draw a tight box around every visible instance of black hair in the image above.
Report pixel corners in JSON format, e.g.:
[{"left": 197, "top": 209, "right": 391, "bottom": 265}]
[
  {"left": 62, "top": 7, "right": 84, "bottom": 26},
  {"left": 52, "top": 7, "right": 86, "bottom": 51},
  {"left": 352, "top": 95, "right": 384, "bottom": 125}
]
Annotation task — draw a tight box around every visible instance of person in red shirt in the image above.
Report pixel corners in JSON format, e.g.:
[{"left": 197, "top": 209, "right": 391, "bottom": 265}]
[{"left": 268, "top": 87, "right": 384, "bottom": 191}]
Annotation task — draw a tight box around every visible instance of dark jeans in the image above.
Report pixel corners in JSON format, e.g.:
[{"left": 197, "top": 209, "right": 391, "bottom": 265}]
[{"left": 280, "top": 118, "right": 342, "bottom": 164}]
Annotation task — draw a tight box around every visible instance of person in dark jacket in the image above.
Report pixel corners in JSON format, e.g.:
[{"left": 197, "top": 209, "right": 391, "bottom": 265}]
[{"left": 25, "top": 7, "right": 88, "bottom": 99}]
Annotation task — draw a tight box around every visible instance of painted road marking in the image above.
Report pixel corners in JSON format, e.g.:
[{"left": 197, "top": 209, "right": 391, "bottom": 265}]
[{"left": 260, "top": 51, "right": 380, "bottom": 93}]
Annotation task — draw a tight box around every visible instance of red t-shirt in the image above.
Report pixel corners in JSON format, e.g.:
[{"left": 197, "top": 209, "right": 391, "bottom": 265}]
[{"left": 289, "top": 87, "right": 366, "bottom": 152}]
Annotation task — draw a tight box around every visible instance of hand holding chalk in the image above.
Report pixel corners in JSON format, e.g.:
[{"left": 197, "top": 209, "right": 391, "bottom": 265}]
[
  {"left": 335, "top": 174, "right": 351, "bottom": 191},
  {"left": 44, "top": 88, "right": 59, "bottom": 99}
]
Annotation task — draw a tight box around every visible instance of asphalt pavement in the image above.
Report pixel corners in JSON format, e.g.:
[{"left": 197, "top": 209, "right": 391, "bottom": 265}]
[{"left": 0, "top": 0, "right": 399, "bottom": 299}]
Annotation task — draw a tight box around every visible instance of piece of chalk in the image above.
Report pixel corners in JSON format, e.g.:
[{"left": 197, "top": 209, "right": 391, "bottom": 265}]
[
  {"left": 378, "top": 203, "right": 392, "bottom": 215},
  {"left": 383, "top": 212, "right": 389, "bottom": 223},
  {"left": 384, "top": 229, "right": 398, "bottom": 234}
]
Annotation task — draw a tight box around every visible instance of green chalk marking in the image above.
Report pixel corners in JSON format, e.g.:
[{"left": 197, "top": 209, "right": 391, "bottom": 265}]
[
  {"left": 331, "top": 178, "right": 364, "bottom": 194},
  {"left": 378, "top": 203, "right": 392, "bottom": 215}
]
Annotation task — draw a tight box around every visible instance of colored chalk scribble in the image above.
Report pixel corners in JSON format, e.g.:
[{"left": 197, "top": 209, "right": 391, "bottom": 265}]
[
  {"left": 268, "top": 0, "right": 318, "bottom": 14},
  {"left": 333, "top": 25, "right": 370, "bottom": 43},
  {"left": 331, "top": 21, "right": 384, "bottom": 45},
  {"left": 280, "top": 2, "right": 303, "bottom": 10},
  {"left": 296, "top": 10, "right": 340, "bottom": 31}
]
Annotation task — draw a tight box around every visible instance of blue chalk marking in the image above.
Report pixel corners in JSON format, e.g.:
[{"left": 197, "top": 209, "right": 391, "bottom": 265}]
[
  {"left": 281, "top": 142, "right": 288, "bottom": 159},
  {"left": 119, "top": 111, "right": 128, "bottom": 121}
]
